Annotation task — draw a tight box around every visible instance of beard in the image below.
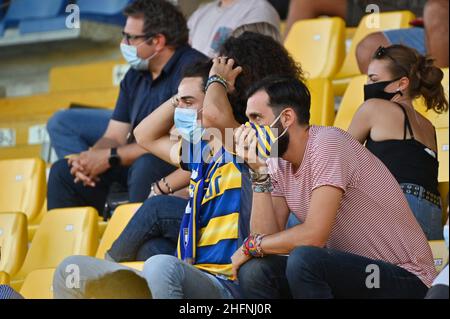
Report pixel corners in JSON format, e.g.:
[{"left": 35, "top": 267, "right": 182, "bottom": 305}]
[
  {"left": 271, "top": 120, "right": 290, "bottom": 158},
  {"left": 275, "top": 131, "right": 290, "bottom": 158}
]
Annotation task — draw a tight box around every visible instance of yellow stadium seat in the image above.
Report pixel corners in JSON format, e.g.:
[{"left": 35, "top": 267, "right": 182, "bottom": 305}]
[
  {"left": 307, "top": 78, "right": 335, "bottom": 126},
  {"left": 98, "top": 218, "right": 108, "bottom": 239},
  {"left": 0, "top": 158, "right": 46, "bottom": 224},
  {"left": 28, "top": 201, "right": 46, "bottom": 241},
  {"left": 279, "top": 21, "right": 286, "bottom": 37},
  {"left": 20, "top": 268, "right": 55, "bottom": 299},
  {"left": 10, "top": 207, "right": 99, "bottom": 291},
  {"left": 285, "top": 17, "right": 345, "bottom": 79},
  {"left": 333, "top": 11, "right": 416, "bottom": 95},
  {"left": 96, "top": 203, "right": 142, "bottom": 259},
  {"left": 439, "top": 182, "right": 449, "bottom": 225},
  {"left": 415, "top": 68, "right": 449, "bottom": 182},
  {"left": 436, "top": 128, "right": 449, "bottom": 183},
  {"left": 334, "top": 74, "right": 366, "bottom": 130},
  {"left": 120, "top": 262, "right": 144, "bottom": 271},
  {"left": 429, "top": 240, "right": 449, "bottom": 273},
  {"left": 427, "top": 69, "right": 449, "bottom": 183},
  {"left": 0, "top": 213, "right": 28, "bottom": 277},
  {"left": 49, "top": 59, "right": 127, "bottom": 93},
  {"left": 0, "top": 271, "right": 10, "bottom": 285},
  {"left": 0, "top": 89, "right": 118, "bottom": 159},
  {"left": 0, "top": 89, "right": 119, "bottom": 115}
]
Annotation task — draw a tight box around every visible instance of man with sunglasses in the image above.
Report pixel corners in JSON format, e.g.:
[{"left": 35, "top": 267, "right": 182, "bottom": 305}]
[{"left": 47, "top": 0, "right": 206, "bottom": 214}]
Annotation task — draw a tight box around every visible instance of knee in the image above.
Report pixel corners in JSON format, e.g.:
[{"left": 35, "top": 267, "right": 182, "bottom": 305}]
[
  {"left": 130, "top": 154, "right": 157, "bottom": 172},
  {"left": 131, "top": 196, "right": 162, "bottom": 221},
  {"left": 47, "top": 110, "right": 71, "bottom": 137},
  {"left": 286, "top": 246, "right": 325, "bottom": 279},
  {"left": 53, "top": 256, "right": 83, "bottom": 291},
  {"left": 142, "top": 254, "right": 181, "bottom": 284},
  {"left": 238, "top": 258, "right": 274, "bottom": 287},
  {"left": 48, "top": 159, "right": 70, "bottom": 181}
]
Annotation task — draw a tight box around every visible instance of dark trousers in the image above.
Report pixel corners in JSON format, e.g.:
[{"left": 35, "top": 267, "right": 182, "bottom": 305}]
[
  {"left": 107, "top": 195, "right": 187, "bottom": 262},
  {"left": 47, "top": 154, "right": 177, "bottom": 214},
  {"left": 238, "top": 246, "right": 429, "bottom": 299}
]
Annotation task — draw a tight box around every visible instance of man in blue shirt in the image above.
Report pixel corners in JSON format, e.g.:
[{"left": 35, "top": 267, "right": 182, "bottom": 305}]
[{"left": 47, "top": 0, "right": 206, "bottom": 214}]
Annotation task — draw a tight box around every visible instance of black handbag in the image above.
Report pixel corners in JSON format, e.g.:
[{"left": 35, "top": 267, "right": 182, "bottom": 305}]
[{"left": 102, "top": 182, "right": 129, "bottom": 221}]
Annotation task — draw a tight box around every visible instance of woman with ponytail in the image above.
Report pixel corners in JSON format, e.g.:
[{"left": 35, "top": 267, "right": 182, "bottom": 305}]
[{"left": 348, "top": 44, "right": 448, "bottom": 240}]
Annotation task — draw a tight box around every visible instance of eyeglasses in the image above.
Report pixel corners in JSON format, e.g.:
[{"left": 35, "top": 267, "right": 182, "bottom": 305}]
[{"left": 122, "top": 31, "right": 153, "bottom": 45}]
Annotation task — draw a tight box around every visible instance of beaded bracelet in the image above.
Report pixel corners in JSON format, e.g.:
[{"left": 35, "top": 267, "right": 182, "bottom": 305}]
[
  {"left": 242, "top": 233, "right": 265, "bottom": 258},
  {"left": 252, "top": 175, "right": 273, "bottom": 193},
  {"left": 205, "top": 74, "right": 228, "bottom": 92}
]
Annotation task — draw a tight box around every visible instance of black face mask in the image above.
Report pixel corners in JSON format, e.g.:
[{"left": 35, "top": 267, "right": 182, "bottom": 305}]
[{"left": 364, "top": 78, "right": 402, "bottom": 102}]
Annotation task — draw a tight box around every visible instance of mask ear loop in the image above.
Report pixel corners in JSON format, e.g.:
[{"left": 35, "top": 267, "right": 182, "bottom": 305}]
[{"left": 270, "top": 111, "right": 289, "bottom": 141}]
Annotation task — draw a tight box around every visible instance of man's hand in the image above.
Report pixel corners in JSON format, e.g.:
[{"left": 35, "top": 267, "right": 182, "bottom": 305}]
[
  {"left": 231, "top": 247, "right": 252, "bottom": 281},
  {"left": 69, "top": 149, "right": 111, "bottom": 187},
  {"left": 68, "top": 155, "right": 94, "bottom": 187},
  {"left": 209, "top": 57, "right": 243, "bottom": 93},
  {"left": 234, "top": 125, "right": 268, "bottom": 174}
]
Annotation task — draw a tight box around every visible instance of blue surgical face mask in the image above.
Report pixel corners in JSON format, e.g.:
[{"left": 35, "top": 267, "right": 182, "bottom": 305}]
[
  {"left": 174, "top": 108, "right": 204, "bottom": 144},
  {"left": 444, "top": 225, "right": 449, "bottom": 249},
  {"left": 120, "top": 42, "right": 158, "bottom": 71}
]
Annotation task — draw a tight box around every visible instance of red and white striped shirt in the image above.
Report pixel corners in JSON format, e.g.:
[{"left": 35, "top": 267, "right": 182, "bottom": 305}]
[{"left": 268, "top": 126, "right": 437, "bottom": 287}]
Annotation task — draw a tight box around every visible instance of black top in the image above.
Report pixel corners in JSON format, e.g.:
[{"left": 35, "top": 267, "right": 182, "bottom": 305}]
[{"left": 366, "top": 102, "right": 439, "bottom": 195}]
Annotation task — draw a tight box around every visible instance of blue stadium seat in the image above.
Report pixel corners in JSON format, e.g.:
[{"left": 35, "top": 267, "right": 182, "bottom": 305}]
[
  {"left": 0, "top": 0, "right": 68, "bottom": 35},
  {"left": 77, "top": 0, "right": 131, "bottom": 26}
]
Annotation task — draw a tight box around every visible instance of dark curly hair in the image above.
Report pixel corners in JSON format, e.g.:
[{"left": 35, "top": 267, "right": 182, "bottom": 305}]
[
  {"left": 124, "top": 0, "right": 188, "bottom": 49},
  {"left": 219, "top": 32, "right": 304, "bottom": 124}
]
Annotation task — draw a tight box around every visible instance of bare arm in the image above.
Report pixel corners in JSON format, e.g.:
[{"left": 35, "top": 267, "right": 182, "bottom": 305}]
[
  {"left": 250, "top": 192, "right": 290, "bottom": 235},
  {"left": 202, "top": 58, "right": 243, "bottom": 151},
  {"left": 134, "top": 97, "right": 181, "bottom": 167},
  {"left": 69, "top": 120, "right": 150, "bottom": 185},
  {"left": 154, "top": 168, "right": 191, "bottom": 195},
  {"left": 260, "top": 186, "right": 343, "bottom": 254},
  {"left": 203, "top": 82, "right": 240, "bottom": 133},
  {"left": 89, "top": 120, "right": 149, "bottom": 166},
  {"left": 347, "top": 102, "right": 373, "bottom": 144}
]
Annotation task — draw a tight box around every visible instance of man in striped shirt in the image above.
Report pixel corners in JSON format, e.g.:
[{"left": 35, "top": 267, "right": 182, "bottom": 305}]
[{"left": 231, "top": 76, "right": 437, "bottom": 299}]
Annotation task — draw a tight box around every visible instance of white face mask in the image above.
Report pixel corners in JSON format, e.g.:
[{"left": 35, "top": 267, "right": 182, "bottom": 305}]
[{"left": 120, "top": 40, "right": 158, "bottom": 70}]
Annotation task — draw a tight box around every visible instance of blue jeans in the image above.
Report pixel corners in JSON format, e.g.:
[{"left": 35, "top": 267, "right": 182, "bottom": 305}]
[
  {"left": 47, "top": 108, "right": 112, "bottom": 159},
  {"left": 53, "top": 255, "right": 233, "bottom": 299},
  {"left": 239, "top": 246, "right": 428, "bottom": 299},
  {"left": 47, "top": 155, "right": 177, "bottom": 214},
  {"left": 107, "top": 195, "right": 188, "bottom": 262},
  {"left": 403, "top": 191, "right": 443, "bottom": 240},
  {"left": 143, "top": 255, "right": 234, "bottom": 299}
]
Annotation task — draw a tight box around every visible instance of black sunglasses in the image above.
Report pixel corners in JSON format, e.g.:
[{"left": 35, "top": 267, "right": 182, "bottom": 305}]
[
  {"left": 375, "top": 46, "right": 410, "bottom": 77},
  {"left": 122, "top": 31, "right": 154, "bottom": 45}
]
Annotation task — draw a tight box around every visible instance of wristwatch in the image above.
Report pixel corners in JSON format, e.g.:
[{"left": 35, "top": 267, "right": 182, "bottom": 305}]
[{"left": 108, "top": 148, "right": 121, "bottom": 167}]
